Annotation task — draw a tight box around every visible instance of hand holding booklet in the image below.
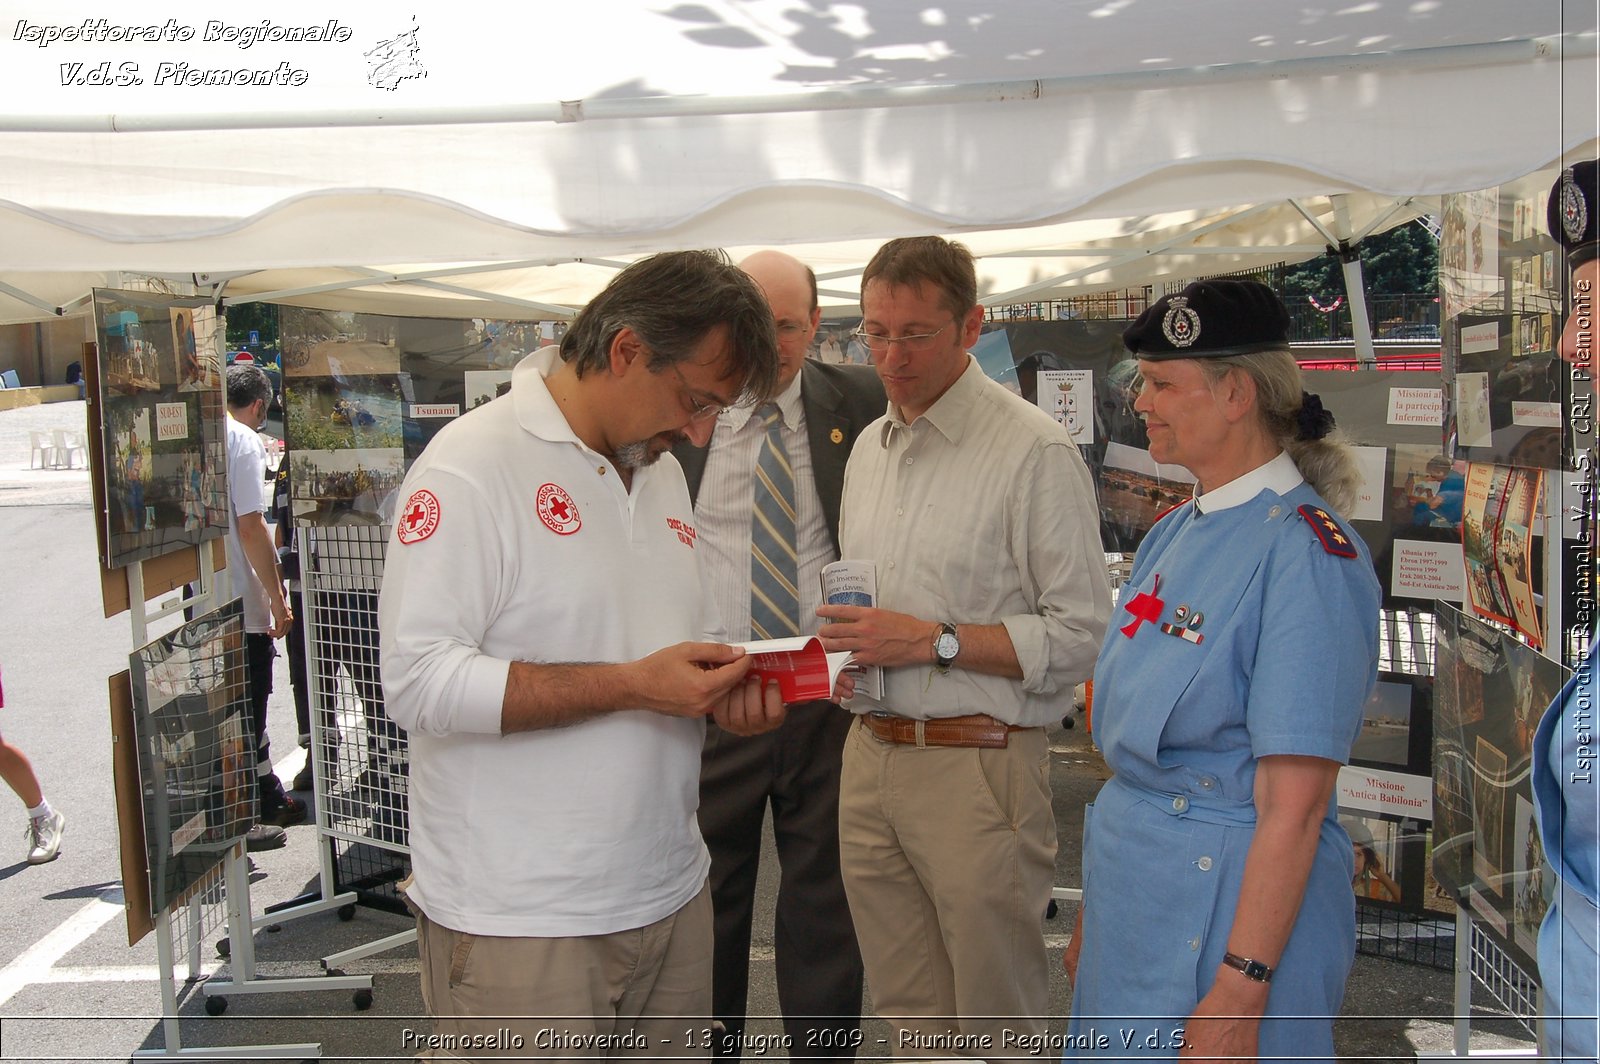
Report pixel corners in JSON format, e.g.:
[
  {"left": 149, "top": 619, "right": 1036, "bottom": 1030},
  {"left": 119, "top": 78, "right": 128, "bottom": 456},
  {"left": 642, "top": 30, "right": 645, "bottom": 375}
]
[
  {"left": 819, "top": 559, "right": 885, "bottom": 699},
  {"left": 734, "top": 636, "right": 859, "bottom": 704}
]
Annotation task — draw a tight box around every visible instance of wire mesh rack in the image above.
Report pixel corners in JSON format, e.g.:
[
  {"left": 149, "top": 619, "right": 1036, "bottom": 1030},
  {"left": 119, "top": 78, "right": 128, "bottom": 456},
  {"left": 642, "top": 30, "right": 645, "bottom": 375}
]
[
  {"left": 303, "top": 524, "right": 411, "bottom": 914},
  {"left": 1355, "top": 900, "right": 1457, "bottom": 970}
]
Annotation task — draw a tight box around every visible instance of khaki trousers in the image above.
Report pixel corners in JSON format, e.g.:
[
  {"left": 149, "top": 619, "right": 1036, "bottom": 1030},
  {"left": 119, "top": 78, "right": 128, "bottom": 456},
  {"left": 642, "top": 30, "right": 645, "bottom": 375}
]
[
  {"left": 409, "top": 882, "right": 714, "bottom": 1061},
  {"left": 838, "top": 718, "right": 1056, "bottom": 1060}
]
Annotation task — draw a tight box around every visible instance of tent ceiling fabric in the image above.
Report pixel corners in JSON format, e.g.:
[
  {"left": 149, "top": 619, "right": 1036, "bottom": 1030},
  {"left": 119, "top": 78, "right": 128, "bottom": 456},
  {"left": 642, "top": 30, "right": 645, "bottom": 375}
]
[
  {"left": 0, "top": 0, "right": 1595, "bottom": 320},
  {"left": 211, "top": 193, "right": 1435, "bottom": 319}
]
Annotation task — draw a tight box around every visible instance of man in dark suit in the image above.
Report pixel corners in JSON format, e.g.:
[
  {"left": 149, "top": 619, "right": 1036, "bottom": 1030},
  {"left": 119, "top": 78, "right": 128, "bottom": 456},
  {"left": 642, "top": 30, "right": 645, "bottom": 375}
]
[{"left": 674, "top": 250, "right": 886, "bottom": 1059}]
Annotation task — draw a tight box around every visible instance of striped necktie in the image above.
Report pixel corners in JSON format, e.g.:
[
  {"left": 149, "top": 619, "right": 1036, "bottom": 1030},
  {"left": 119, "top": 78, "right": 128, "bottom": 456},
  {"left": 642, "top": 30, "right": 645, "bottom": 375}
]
[{"left": 750, "top": 403, "right": 800, "bottom": 640}]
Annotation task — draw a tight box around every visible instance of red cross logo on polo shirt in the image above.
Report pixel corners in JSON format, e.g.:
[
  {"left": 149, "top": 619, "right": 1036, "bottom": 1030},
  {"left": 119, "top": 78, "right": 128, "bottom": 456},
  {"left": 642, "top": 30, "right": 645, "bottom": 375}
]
[
  {"left": 396, "top": 489, "right": 441, "bottom": 545},
  {"left": 1119, "top": 574, "right": 1164, "bottom": 639},
  {"left": 536, "top": 482, "right": 582, "bottom": 536}
]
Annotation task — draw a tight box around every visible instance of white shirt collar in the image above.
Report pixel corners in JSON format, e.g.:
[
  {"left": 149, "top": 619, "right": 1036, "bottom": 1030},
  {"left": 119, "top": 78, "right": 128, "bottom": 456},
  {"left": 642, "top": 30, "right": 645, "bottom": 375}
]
[
  {"left": 722, "top": 369, "right": 804, "bottom": 433},
  {"left": 1193, "top": 450, "right": 1303, "bottom": 514}
]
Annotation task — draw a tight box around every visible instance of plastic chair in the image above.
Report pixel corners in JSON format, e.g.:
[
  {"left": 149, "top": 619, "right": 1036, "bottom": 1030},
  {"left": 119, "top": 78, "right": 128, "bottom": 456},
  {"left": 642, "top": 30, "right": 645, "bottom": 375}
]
[
  {"left": 29, "top": 431, "right": 55, "bottom": 469},
  {"left": 51, "top": 429, "right": 86, "bottom": 469}
]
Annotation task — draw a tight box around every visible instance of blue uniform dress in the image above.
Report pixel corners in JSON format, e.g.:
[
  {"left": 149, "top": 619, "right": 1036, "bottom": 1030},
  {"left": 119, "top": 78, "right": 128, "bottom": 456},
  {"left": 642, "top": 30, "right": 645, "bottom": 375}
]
[
  {"left": 1532, "top": 640, "right": 1598, "bottom": 1063},
  {"left": 1067, "top": 455, "right": 1380, "bottom": 1062}
]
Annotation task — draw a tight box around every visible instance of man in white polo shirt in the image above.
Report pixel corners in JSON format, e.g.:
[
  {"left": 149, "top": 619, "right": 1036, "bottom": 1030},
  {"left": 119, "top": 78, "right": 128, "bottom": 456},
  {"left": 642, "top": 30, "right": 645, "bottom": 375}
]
[{"left": 380, "top": 250, "right": 788, "bottom": 1059}]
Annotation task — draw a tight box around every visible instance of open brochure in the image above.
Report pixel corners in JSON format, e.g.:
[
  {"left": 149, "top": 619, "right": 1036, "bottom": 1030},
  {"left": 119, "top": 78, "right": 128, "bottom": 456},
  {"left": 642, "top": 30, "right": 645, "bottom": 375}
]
[
  {"left": 819, "top": 560, "right": 885, "bottom": 699},
  {"left": 734, "top": 636, "right": 857, "bottom": 704}
]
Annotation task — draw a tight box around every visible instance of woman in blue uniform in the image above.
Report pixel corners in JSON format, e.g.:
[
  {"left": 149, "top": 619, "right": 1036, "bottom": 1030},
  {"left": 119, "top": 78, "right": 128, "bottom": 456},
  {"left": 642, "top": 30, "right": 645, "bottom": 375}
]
[
  {"left": 1064, "top": 279, "right": 1381, "bottom": 1062},
  {"left": 1533, "top": 158, "right": 1599, "bottom": 1064}
]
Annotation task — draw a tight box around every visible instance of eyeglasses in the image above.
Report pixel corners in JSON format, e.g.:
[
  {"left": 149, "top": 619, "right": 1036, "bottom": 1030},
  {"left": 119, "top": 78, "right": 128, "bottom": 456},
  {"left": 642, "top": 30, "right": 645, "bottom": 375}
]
[
  {"left": 775, "top": 320, "right": 810, "bottom": 340},
  {"left": 853, "top": 323, "right": 951, "bottom": 353},
  {"left": 667, "top": 361, "right": 731, "bottom": 422}
]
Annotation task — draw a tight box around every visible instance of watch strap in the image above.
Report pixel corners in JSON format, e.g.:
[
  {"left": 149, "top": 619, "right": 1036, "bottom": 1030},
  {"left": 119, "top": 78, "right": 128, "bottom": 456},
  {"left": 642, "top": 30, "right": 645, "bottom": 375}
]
[{"left": 1222, "top": 951, "right": 1273, "bottom": 982}]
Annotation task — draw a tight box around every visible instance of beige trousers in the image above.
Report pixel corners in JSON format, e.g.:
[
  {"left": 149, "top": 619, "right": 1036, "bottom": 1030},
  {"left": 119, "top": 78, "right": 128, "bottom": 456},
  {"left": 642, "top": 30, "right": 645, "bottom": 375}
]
[
  {"left": 838, "top": 718, "right": 1057, "bottom": 1061},
  {"left": 408, "top": 882, "right": 714, "bottom": 1061}
]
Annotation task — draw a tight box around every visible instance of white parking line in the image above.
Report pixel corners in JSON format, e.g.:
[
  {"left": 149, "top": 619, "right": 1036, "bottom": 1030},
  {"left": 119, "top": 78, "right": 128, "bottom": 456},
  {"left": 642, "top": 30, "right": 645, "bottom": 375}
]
[
  {"left": 0, "top": 750, "right": 310, "bottom": 1007},
  {"left": 0, "top": 894, "right": 124, "bottom": 1007}
]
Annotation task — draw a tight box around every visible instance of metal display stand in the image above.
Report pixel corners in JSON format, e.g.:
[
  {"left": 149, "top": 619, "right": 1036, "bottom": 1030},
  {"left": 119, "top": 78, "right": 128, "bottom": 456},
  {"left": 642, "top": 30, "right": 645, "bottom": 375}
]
[
  {"left": 302, "top": 524, "right": 417, "bottom": 973},
  {"left": 1419, "top": 477, "right": 1579, "bottom": 1059},
  {"left": 124, "top": 560, "right": 328, "bottom": 1061}
]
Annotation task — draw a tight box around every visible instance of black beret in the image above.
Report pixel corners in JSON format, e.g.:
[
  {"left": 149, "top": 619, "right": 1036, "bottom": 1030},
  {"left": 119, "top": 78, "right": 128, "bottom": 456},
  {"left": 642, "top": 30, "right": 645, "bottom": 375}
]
[
  {"left": 1122, "top": 279, "right": 1290, "bottom": 361},
  {"left": 1547, "top": 160, "right": 1599, "bottom": 269}
]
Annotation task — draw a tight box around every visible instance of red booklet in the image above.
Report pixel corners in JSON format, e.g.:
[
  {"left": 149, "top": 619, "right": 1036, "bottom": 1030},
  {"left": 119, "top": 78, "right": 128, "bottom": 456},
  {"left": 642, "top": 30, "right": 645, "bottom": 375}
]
[{"left": 735, "top": 637, "right": 855, "bottom": 703}]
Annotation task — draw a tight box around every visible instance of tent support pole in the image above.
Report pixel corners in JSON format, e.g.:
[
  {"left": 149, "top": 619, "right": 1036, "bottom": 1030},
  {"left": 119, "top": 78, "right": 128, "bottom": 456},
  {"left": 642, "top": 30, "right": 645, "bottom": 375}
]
[{"left": 1339, "top": 249, "right": 1377, "bottom": 365}]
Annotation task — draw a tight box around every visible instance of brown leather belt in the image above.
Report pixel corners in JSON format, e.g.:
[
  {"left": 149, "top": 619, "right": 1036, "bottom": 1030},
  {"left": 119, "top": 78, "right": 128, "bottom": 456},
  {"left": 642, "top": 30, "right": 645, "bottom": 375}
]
[{"left": 861, "top": 711, "right": 1030, "bottom": 749}]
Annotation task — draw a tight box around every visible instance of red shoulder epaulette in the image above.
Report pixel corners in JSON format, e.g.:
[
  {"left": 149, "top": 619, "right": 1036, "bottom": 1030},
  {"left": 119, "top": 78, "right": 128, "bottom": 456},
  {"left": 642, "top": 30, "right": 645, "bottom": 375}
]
[{"left": 1297, "top": 504, "right": 1358, "bottom": 558}]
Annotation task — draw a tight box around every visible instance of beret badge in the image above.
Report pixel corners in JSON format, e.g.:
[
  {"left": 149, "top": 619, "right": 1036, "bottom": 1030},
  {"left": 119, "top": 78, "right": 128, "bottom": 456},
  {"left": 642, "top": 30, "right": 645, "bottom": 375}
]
[
  {"left": 1161, "top": 296, "right": 1201, "bottom": 349},
  {"left": 1560, "top": 168, "right": 1589, "bottom": 245}
]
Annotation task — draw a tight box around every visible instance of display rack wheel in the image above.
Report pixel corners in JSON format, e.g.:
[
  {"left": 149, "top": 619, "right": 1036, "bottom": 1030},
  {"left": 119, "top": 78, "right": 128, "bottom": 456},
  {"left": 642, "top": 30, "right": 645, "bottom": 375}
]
[
  {"left": 353, "top": 988, "right": 374, "bottom": 1011},
  {"left": 338, "top": 903, "right": 357, "bottom": 921},
  {"left": 204, "top": 995, "right": 228, "bottom": 1016},
  {"left": 326, "top": 967, "right": 346, "bottom": 978},
  {"left": 1045, "top": 899, "right": 1059, "bottom": 920},
  {"left": 215, "top": 937, "right": 230, "bottom": 959}
]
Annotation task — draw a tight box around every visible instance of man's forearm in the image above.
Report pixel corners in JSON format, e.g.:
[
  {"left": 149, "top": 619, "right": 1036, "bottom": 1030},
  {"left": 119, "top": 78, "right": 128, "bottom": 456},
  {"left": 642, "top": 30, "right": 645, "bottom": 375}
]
[
  {"left": 500, "top": 659, "right": 640, "bottom": 733},
  {"left": 943, "top": 621, "right": 1023, "bottom": 679}
]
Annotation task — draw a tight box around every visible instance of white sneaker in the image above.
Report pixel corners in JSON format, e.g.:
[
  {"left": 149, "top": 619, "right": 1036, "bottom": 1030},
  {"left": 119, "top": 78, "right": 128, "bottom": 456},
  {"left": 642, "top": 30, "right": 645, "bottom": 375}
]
[{"left": 25, "top": 809, "right": 65, "bottom": 865}]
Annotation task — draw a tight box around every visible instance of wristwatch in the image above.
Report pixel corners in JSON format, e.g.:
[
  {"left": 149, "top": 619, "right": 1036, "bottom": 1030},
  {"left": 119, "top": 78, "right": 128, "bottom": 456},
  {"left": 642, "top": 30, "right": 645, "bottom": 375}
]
[
  {"left": 1221, "top": 952, "right": 1274, "bottom": 983},
  {"left": 932, "top": 622, "right": 960, "bottom": 672}
]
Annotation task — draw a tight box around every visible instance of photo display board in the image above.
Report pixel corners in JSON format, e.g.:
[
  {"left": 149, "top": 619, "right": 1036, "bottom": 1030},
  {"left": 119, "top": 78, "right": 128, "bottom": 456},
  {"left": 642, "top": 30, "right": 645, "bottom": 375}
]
[
  {"left": 93, "top": 291, "right": 229, "bottom": 569},
  {"left": 1431, "top": 604, "right": 1568, "bottom": 971},
  {"left": 1441, "top": 171, "right": 1589, "bottom": 471},
  {"left": 128, "top": 600, "right": 252, "bottom": 920},
  {"left": 278, "top": 308, "right": 554, "bottom": 526},
  {"left": 1337, "top": 673, "right": 1445, "bottom": 915}
]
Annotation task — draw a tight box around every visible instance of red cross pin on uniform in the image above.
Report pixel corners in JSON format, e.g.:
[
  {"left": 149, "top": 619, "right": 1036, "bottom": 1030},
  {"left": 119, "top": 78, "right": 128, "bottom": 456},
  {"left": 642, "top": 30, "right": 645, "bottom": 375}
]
[
  {"left": 1119, "top": 574, "right": 1164, "bottom": 639},
  {"left": 397, "top": 489, "right": 441, "bottom": 545}
]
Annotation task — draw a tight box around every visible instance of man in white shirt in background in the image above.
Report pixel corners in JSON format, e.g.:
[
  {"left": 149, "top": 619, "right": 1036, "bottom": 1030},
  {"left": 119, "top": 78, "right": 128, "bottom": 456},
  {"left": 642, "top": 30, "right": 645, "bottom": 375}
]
[
  {"left": 225, "top": 364, "right": 305, "bottom": 830},
  {"left": 674, "top": 250, "right": 885, "bottom": 1059}
]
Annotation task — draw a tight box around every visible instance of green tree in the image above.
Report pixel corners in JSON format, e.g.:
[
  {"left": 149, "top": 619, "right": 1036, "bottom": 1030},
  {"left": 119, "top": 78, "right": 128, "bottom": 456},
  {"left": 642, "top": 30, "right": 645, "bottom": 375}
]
[
  {"left": 224, "top": 303, "right": 279, "bottom": 352},
  {"left": 1280, "top": 220, "right": 1438, "bottom": 300}
]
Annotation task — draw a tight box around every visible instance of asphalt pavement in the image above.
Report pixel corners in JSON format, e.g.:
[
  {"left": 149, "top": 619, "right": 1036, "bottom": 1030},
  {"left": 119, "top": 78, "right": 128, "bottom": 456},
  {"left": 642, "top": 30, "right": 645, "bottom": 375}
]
[{"left": 0, "top": 400, "right": 1539, "bottom": 1061}]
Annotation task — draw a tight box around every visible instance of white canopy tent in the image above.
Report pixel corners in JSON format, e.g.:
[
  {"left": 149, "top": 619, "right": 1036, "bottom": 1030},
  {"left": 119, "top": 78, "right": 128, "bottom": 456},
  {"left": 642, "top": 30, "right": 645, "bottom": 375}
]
[{"left": 0, "top": 0, "right": 1595, "bottom": 324}]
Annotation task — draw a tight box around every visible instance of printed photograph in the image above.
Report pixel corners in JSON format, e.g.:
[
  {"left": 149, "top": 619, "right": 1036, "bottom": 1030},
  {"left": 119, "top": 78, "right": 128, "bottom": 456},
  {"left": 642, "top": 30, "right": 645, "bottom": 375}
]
[
  {"left": 1342, "top": 814, "right": 1409, "bottom": 907},
  {"left": 129, "top": 601, "right": 252, "bottom": 919},
  {"left": 1352, "top": 679, "right": 1414, "bottom": 769},
  {"left": 93, "top": 292, "right": 229, "bottom": 569},
  {"left": 288, "top": 447, "right": 406, "bottom": 526},
  {"left": 1099, "top": 441, "right": 1196, "bottom": 552},
  {"left": 1512, "top": 794, "right": 1551, "bottom": 958},
  {"left": 1471, "top": 734, "right": 1508, "bottom": 889}
]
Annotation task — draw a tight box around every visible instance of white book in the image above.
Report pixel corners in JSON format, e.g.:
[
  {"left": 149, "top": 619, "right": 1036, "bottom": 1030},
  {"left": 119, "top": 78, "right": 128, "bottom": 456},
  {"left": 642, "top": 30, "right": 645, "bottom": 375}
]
[{"left": 819, "top": 560, "right": 885, "bottom": 700}]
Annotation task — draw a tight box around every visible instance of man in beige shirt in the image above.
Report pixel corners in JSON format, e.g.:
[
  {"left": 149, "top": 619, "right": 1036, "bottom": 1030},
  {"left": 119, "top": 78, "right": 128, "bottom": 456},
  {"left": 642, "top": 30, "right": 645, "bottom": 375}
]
[{"left": 818, "top": 236, "right": 1110, "bottom": 1057}]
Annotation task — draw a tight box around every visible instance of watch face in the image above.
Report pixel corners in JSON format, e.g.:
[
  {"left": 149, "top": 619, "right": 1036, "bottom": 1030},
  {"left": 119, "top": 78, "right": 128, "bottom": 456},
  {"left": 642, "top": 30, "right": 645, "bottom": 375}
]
[{"left": 935, "top": 632, "right": 959, "bottom": 660}]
